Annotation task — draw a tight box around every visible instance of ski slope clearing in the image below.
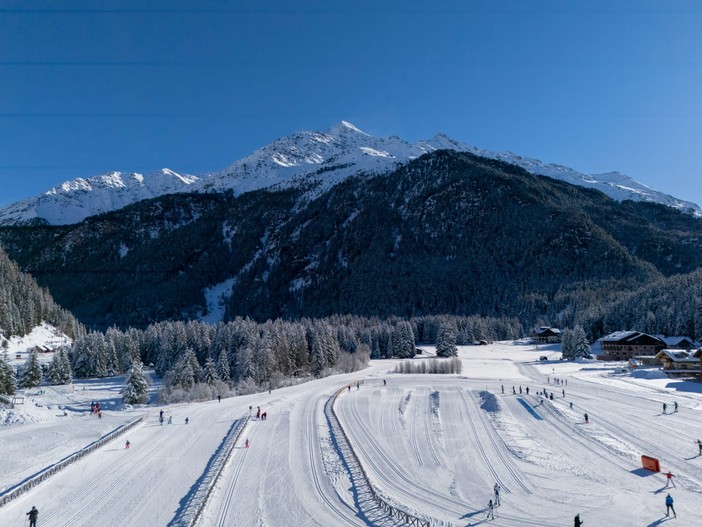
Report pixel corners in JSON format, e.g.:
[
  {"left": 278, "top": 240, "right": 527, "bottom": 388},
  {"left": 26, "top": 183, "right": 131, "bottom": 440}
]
[{"left": 2, "top": 341, "right": 702, "bottom": 526}]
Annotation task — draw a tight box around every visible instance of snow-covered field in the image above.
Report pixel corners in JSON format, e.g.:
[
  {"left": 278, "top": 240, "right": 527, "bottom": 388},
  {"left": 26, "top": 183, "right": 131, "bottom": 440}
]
[{"left": 2, "top": 341, "right": 702, "bottom": 527}]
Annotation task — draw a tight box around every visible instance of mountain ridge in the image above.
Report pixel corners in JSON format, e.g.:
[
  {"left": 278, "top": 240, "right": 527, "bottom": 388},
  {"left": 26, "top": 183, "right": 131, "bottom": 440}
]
[
  {"left": 2, "top": 149, "right": 701, "bottom": 331},
  {"left": 1, "top": 122, "right": 699, "bottom": 226}
]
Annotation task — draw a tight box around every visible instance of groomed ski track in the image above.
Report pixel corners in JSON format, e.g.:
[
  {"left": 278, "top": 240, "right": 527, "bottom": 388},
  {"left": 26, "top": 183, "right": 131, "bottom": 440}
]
[{"left": 2, "top": 341, "right": 702, "bottom": 526}]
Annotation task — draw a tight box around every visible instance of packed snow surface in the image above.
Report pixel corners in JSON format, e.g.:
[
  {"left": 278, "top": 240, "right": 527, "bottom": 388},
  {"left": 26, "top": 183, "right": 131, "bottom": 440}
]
[{"left": 2, "top": 341, "right": 702, "bottom": 526}]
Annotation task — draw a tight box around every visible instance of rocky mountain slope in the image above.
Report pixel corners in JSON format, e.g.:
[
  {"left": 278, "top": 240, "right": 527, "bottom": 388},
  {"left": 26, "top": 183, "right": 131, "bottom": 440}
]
[{"left": 1, "top": 150, "right": 700, "bottom": 330}]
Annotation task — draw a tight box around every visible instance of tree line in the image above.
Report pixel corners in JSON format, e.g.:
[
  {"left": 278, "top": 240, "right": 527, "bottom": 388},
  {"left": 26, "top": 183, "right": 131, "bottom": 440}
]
[{"left": 0, "top": 314, "right": 522, "bottom": 400}]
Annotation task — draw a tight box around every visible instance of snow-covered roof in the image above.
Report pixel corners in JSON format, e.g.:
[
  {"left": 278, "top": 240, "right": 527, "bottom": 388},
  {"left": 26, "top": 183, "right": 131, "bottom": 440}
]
[
  {"left": 656, "top": 335, "right": 699, "bottom": 348},
  {"left": 599, "top": 331, "right": 664, "bottom": 344},
  {"left": 654, "top": 349, "right": 699, "bottom": 363}
]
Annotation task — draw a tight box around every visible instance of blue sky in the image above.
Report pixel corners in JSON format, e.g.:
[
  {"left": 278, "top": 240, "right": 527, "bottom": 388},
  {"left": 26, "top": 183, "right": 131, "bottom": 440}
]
[{"left": 1, "top": 0, "right": 701, "bottom": 207}]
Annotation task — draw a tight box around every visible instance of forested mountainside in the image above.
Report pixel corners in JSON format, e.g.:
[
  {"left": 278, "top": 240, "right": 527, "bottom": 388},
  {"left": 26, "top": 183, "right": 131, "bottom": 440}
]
[
  {"left": 0, "top": 150, "right": 701, "bottom": 334},
  {"left": 0, "top": 246, "right": 83, "bottom": 339}
]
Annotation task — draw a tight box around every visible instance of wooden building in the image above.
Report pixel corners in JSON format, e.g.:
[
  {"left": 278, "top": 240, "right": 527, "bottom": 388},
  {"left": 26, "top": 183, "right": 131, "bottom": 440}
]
[
  {"left": 530, "top": 327, "right": 562, "bottom": 343},
  {"left": 597, "top": 331, "right": 665, "bottom": 361},
  {"left": 655, "top": 349, "right": 701, "bottom": 377}
]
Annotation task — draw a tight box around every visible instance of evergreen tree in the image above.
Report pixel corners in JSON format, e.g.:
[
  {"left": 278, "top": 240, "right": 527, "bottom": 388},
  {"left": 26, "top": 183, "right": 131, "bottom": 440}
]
[
  {"left": 171, "top": 355, "right": 196, "bottom": 390},
  {"left": 571, "top": 325, "right": 592, "bottom": 360},
  {"left": 203, "top": 356, "right": 219, "bottom": 385},
  {"left": 561, "top": 328, "right": 575, "bottom": 360},
  {"left": 393, "top": 321, "right": 416, "bottom": 358},
  {"left": 121, "top": 356, "right": 149, "bottom": 404},
  {"left": 216, "top": 347, "right": 231, "bottom": 383},
  {"left": 435, "top": 322, "right": 458, "bottom": 358},
  {"left": 47, "top": 348, "right": 72, "bottom": 385},
  {"left": 0, "top": 350, "right": 17, "bottom": 395},
  {"left": 21, "top": 350, "right": 43, "bottom": 388}
]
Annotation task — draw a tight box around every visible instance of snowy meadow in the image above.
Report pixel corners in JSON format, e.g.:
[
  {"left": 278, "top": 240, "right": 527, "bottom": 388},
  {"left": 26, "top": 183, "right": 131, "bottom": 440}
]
[{"left": 1, "top": 341, "right": 702, "bottom": 527}]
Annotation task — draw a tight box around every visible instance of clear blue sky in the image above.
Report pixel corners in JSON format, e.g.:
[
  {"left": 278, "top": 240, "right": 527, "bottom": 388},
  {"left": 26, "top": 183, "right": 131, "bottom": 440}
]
[{"left": 1, "top": 0, "right": 701, "bottom": 207}]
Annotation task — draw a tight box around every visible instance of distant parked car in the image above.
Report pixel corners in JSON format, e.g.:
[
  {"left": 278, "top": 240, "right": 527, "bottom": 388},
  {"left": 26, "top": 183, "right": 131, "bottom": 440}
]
[{"left": 539, "top": 356, "right": 549, "bottom": 361}]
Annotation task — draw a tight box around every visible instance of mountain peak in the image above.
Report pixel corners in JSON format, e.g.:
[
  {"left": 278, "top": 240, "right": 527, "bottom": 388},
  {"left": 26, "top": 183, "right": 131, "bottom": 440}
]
[
  {"left": 327, "top": 120, "right": 369, "bottom": 136},
  {"left": 1, "top": 122, "right": 699, "bottom": 226}
]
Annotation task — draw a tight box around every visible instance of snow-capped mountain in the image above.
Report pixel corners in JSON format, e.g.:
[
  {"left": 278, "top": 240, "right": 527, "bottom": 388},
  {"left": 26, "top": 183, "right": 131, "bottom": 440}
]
[
  {"left": 0, "top": 169, "right": 199, "bottom": 226},
  {"left": 1, "top": 121, "right": 699, "bottom": 225}
]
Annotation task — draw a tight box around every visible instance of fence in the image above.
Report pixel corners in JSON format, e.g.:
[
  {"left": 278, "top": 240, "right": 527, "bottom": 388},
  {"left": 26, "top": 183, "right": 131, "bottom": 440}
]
[
  {"left": 327, "top": 386, "right": 432, "bottom": 527},
  {"left": 0, "top": 416, "right": 143, "bottom": 508},
  {"left": 170, "top": 415, "right": 250, "bottom": 527}
]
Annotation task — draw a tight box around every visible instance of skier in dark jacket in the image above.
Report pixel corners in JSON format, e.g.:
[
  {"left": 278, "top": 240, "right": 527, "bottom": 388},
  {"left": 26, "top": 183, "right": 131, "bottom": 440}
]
[
  {"left": 27, "top": 506, "right": 39, "bottom": 527},
  {"left": 574, "top": 513, "right": 583, "bottom": 527},
  {"left": 665, "top": 493, "right": 676, "bottom": 517}
]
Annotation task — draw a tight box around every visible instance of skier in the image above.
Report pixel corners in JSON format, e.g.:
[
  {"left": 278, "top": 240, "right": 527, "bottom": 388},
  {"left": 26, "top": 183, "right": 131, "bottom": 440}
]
[
  {"left": 168, "top": 416, "right": 172, "bottom": 424},
  {"left": 562, "top": 389, "right": 565, "bottom": 397},
  {"left": 26, "top": 506, "right": 39, "bottom": 527},
  {"left": 674, "top": 401, "right": 678, "bottom": 412},
  {"left": 512, "top": 386, "right": 516, "bottom": 395},
  {"left": 245, "top": 438, "right": 249, "bottom": 448},
  {"left": 665, "top": 493, "right": 676, "bottom": 518},
  {"left": 574, "top": 513, "right": 583, "bottom": 527},
  {"left": 569, "top": 402, "right": 573, "bottom": 409},
  {"left": 125, "top": 440, "right": 130, "bottom": 449},
  {"left": 584, "top": 413, "right": 589, "bottom": 424},
  {"left": 663, "top": 402, "right": 667, "bottom": 414},
  {"left": 185, "top": 417, "right": 189, "bottom": 425},
  {"left": 486, "top": 499, "right": 495, "bottom": 520},
  {"left": 696, "top": 439, "right": 702, "bottom": 456},
  {"left": 384, "top": 379, "right": 387, "bottom": 386},
  {"left": 525, "top": 387, "right": 529, "bottom": 395},
  {"left": 218, "top": 395, "right": 221, "bottom": 403},
  {"left": 159, "top": 416, "right": 164, "bottom": 426},
  {"left": 519, "top": 386, "right": 522, "bottom": 394},
  {"left": 493, "top": 483, "right": 501, "bottom": 506},
  {"left": 256, "top": 406, "right": 261, "bottom": 419},
  {"left": 501, "top": 385, "right": 504, "bottom": 394},
  {"left": 665, "top": 471, "right": 675, "bottom": 487},
  {"left": 159, "top": 409, "right": 164, "bottom": 420}
]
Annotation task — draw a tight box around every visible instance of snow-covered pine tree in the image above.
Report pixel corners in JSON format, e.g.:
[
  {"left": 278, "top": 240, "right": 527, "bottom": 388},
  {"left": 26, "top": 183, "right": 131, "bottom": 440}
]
[
  {"left": 435, "top": 322, "right": 458, "bottom": 357},
  {"left": 121, "top": 356, "right": 149, "bottom": 404},
  {"left": 216, "top": 347, "right": 231, "bottom": 383},
  {"left": 203, "top": 356, "right": 219, "bottom": 385},
  {"left": 572, "top": 325, "right": 591, "bottom": 360},
  {"left": 393, "top": 321, "right": 416, "bottom": 358},
  {"left": 47, "top": 347, "right": 73, "bottom": 385},
  {"left": 21, "top": 349, "right": 43, "bottom": 388},
  {"left": 561, "top": 328, "right": 575, "bottom": 360},
  {"left": 307, "top": 325, "right": 328, "bottom": 377},
  {"left": 0, "top": 350, "right": 17, "bottom": 395},
  {"left": 185, "top": 348, "right": 202, "bottom": 383},
  {"left": 171, "top": 355, "right": 196, "bottom": 390}
]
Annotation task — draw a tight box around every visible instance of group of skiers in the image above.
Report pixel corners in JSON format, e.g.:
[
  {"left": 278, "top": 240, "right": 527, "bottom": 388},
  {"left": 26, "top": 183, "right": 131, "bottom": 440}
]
[
  {"left": 90, "top": 401, "right": 102, "bottom": 418},
  {"left": 485, "top": 484, "right": 501, "bottom": 520},
  {"left": 157, "top": 409, "right": 187, "bottom": 426},
  {"left": 662, "top": 401, "right": 679, "bottom": 414}
]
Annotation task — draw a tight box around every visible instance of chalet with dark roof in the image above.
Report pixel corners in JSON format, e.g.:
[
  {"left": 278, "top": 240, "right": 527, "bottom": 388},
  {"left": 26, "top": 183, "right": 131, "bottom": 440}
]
[
  {"left": 658, "top": 336, "right": 699, "bottom": 350},
  {"left": 597, "top": 331, "right": 665, "bottom": 361},
  {"left": 530, "top": 326, "right": 562, "bottom": 343}
]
